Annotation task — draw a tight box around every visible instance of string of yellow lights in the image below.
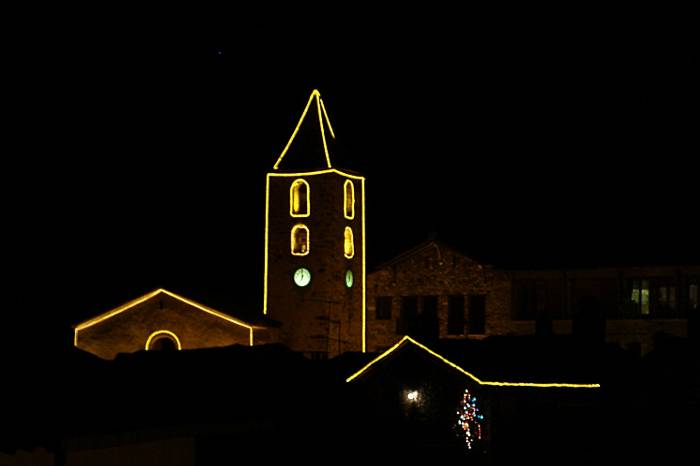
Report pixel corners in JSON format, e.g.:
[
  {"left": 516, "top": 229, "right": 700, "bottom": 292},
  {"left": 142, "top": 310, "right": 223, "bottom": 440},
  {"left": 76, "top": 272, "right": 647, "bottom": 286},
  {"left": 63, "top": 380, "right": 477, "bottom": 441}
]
[
  {"left": 289, "top": 179, "right": 310, "bottom": 217},
  {"left": 346, "top": 336, "right": 600, "bottom": 388},
  {"left": 273, "top": 90, "right": 336, "bottom": 170},
  {"left": 145, "top": 330, "right": 182, "bottom": 350},
  {"left": 74, "top": 289, "right": 259, "bottom": 347}
]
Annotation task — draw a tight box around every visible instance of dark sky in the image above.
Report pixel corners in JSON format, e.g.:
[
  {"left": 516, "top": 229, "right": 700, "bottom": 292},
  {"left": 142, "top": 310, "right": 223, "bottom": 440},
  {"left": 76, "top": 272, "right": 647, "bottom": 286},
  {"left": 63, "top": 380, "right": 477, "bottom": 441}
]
[{"left": 4, "top": 8, "right": 697, "bottom": 355}]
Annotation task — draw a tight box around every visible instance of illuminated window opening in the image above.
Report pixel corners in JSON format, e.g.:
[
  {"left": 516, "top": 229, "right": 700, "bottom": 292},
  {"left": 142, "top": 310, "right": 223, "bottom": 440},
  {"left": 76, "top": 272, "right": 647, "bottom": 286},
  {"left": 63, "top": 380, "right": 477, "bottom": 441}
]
[
  {"left": 290, "top": 179, "right": 310, "bottom": 217},
  {"left": 344, "top": 180, "right": 355, "bottom": 219},
  {"left": 291, "top": 224, "right": 310, "bottom": 256},
  {"left": 263, "top": 168, "right": 366, "bottom": 352},
  {"left": 145, "top": 330, "right": 182, "bottom": 351},
  {"left": 344, "top": 226, "right": 354, "bottom": 259},
  {"left": 630, "top": 279, "right": 650, "bottom": 315}
]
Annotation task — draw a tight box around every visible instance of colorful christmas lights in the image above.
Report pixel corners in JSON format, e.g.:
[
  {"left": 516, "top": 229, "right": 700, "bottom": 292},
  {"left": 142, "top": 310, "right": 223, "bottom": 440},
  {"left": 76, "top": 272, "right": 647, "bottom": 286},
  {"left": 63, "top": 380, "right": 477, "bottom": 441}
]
[{"left": 456, "top": 388, "right": 484, "bottom": 450}]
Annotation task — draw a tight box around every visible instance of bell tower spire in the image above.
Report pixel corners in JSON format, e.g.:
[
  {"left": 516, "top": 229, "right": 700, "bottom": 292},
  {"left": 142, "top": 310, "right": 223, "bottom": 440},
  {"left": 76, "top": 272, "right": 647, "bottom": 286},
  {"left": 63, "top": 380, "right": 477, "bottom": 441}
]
[
  {"left": 263, "top": 90, "right": 366, "bottom": 358},
  {"left": 273, "top": 89, "right": 337, "bottom": 171}
]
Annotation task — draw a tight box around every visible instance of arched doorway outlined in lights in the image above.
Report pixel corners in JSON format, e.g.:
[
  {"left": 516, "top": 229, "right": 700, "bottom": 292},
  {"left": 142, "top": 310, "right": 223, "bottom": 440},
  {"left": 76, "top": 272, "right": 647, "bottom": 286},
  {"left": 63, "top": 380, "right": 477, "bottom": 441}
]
[{"left": 145, "top": 330, "right": 182, "bottom": 351}]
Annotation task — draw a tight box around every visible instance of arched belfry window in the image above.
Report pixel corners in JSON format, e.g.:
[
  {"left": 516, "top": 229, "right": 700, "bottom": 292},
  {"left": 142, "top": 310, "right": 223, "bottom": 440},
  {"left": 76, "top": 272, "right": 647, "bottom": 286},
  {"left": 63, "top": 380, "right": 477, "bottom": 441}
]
[
  {"left": 290, "top": 179, "right": 310, "bottom": 217},
  {"left": 344, "top": 226, "right": 354, "bottom": 259},
  {"left": 344, "top": 180, "right": 355, "bottom": 219},
  {"left": 291, "top": 224, "right": 310, "bottom": 256}
]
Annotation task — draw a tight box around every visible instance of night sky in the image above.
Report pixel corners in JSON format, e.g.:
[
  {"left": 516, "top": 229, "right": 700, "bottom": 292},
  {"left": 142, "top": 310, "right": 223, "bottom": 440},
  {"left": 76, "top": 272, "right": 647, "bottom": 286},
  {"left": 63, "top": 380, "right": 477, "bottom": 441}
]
[{"left": 5, "top": 8, "right": 697, "bottom": 357}]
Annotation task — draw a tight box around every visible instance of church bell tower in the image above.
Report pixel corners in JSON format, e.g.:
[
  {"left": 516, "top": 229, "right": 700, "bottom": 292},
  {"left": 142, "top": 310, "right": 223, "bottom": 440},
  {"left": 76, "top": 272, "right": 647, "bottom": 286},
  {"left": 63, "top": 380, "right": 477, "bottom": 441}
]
[{"left": 263, "top": 90, "right": 365, "bottom": 358}]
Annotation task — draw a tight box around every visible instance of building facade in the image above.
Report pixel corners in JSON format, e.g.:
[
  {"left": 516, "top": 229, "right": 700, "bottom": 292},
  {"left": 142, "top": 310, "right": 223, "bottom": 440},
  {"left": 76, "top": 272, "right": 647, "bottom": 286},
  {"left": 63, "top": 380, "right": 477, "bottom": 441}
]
[
  {"left": 72, "top": 91, "right": 696, "bottom": 361},
  {"left": 73, "top": 288, "right": 271, "bottom": 360},
  {"left": 367, "top": 240, "right": 699, "bottom": 354}
]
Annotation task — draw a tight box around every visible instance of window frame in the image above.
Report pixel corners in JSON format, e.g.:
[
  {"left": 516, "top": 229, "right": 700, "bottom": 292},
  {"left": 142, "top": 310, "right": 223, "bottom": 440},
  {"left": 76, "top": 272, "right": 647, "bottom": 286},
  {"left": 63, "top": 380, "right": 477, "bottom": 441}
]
[
  {"left": 290, "top": 179, "right": 310, "bottom": 217},
  {"left": 344, "top": 226, "right": 354, "bottom": 259},
  {"left": 291, "top": 224, "right": 310, "bottom": 256},
  {"left": 344, "top": 179, "right": 355, "bottom": 220}
]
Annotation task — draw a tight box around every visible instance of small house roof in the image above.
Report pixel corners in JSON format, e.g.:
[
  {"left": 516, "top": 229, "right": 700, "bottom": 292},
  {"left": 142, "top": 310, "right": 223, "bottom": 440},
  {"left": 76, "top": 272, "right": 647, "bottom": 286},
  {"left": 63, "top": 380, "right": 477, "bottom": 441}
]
[{"left": 346, "top": 336, "right": 600, "bottom": 389}]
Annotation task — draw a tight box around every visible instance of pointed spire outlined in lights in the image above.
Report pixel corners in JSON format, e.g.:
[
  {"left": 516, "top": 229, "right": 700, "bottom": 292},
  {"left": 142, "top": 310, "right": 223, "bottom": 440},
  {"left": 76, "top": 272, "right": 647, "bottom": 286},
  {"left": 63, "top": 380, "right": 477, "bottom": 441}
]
[{"left": 273, "top": 89, "right": 336, "bottom": 171}]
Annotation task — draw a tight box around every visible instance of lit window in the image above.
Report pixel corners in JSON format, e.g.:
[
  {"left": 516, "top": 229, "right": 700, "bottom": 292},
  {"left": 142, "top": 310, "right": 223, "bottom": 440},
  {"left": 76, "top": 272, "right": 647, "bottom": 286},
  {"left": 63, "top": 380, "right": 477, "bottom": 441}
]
[
  {"left": 630, "top": 279, "right": 650, "bottom": 315},
  {"left": 631, "top": 281, "right": 640, "bottom": 305},
  {"left": 290, "top": 179, "right": 309, "bottom": 217},
  {"left": 291, "top": 224, "right": 310, "bottom": 256},
  {"left": 640, "top": 280, "right": 650, "bottom": 315},
  {"left": 344, "top": 180, "right": 355, "bottom": 219},
  {"left": 344, "top": 226, "right": 354, "bottom": 258}
]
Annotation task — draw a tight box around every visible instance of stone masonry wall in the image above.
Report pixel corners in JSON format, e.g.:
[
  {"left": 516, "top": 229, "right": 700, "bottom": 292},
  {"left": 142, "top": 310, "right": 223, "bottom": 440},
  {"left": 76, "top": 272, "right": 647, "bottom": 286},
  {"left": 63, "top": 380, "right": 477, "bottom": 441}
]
[
  {"left": 366, "top": 242, "right": 514, "bottom": 352},
  {"left": 266, "top": 172, "right": 363, "bottom": 356},
  {"left": 76, "top": 293, "right": 259, "bottom": 360}
]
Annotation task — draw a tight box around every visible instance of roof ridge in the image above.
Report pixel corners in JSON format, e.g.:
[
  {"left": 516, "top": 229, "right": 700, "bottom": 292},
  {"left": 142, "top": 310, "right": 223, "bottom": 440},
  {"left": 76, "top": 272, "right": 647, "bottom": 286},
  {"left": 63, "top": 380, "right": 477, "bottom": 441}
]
[
  {"left": 346, "top": 336, "right": 600, "bottom": 388},
  {"left": 74, "top": 288, "right": 266, "bottom": 334}
]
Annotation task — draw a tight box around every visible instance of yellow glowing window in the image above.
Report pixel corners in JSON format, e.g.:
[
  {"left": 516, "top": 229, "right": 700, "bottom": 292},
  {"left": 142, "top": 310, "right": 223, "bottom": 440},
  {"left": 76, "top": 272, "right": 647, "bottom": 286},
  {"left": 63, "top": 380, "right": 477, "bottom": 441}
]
[
  {"left": 630, "top": 279, "right": 650, "bottom": 315},
  {"left": 344, "top": 180, "right": 355, "bottom": 219},
  {"left": 290, "top": 179, "right": 310, "bottom": 217},
  {"left": 291, "top": 224, "right": 310, "bottom": 256},
  {"left": 344, "top": 226, "right": 354, "bottom": 259}
]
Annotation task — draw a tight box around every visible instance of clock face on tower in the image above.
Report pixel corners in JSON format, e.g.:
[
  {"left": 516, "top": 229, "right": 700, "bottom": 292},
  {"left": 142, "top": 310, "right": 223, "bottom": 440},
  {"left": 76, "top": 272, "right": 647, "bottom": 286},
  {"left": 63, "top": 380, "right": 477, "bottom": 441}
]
[
  {"left": 293, "top": 267, "right": 311, "bottom": 287},
  {"left": 345, "top": 269, "right": 354, "bottom": 288}
]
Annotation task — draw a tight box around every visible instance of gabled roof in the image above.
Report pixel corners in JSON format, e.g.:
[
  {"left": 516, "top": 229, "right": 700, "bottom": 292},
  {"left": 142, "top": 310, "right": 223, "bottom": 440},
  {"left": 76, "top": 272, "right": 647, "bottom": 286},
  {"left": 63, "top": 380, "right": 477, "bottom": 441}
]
[
  {"left": 273, "top": 89, "right": 337, "bottom": 171},
  {"left": 74, "top": 288, "right": 267, "bottom": 335},
  {"left": 346, "top": 336, "right": 600, "bottom": 389},
  {"left": 373, "top": 239, "right": 485, "bottom": 271}
]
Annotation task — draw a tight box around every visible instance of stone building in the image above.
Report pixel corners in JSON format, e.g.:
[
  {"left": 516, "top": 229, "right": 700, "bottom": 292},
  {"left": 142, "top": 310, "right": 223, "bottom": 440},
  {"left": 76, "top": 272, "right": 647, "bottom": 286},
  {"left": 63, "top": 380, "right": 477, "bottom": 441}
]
[
  {"left": 74, "top": 288, "right": 272, "bottom": 360},
  {"left": 262, "top": 90, "right": 365, "bottom": 358},
  {"left": 367, "top": 239, "right": 699, "bottom": 354},
  {"left": 366, "top": 241, "right": 511, "bottom": 352},
  {"left": 72, "top": 89, "right": 697, "bottom": 361},
  {"left": 74, "top": 90, "right": 365, "bottom": 360}
]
